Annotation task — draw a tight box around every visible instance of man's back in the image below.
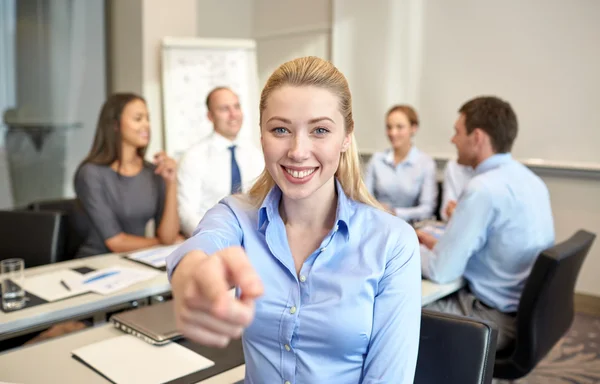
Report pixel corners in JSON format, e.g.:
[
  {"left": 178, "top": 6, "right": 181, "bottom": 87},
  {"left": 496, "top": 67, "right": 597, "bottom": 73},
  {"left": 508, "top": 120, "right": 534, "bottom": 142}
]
[
  {"left": 463, "top": 155, "right": 555, "bottom": 312},
  {"left": 422, "top": 154, "right": 555, "bottom": 312}
]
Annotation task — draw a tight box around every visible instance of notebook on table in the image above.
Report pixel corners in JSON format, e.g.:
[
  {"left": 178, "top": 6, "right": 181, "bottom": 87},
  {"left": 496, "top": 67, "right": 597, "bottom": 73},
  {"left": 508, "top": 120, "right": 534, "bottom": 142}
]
[
  {"left": 71, "top": 334, "right": 215, "bottom": 384},
  {"left": 124, "top": 244, "right": 180, "bottom": 271},
  {"left": 110, "top": 301, "right": 182, "bottom": 345}
]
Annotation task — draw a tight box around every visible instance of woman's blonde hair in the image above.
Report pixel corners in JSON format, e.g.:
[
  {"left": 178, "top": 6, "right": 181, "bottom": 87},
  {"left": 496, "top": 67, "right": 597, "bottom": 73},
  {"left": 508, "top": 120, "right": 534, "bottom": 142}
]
[{"left": 247, "top": 56, "right": 383, "bottom": 210}]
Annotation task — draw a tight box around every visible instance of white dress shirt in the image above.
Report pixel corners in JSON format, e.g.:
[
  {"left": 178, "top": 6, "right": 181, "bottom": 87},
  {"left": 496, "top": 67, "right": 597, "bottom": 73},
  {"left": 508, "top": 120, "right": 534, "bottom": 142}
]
[
  {"left": 440, "top": 159, "right": 474, "bottom": 221},
  {"left": 177, "top": 132, "right": 264, "bottom": 236}
]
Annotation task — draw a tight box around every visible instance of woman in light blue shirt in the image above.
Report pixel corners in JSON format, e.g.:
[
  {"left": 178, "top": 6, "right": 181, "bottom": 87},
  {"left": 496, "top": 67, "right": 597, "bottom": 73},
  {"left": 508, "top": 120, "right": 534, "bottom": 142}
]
[
  {"left": 365, "top": 105, "right": 437, "bottom": 222},
  {"left": 167, "top": 57, "right": 421, "bottom": 383}
]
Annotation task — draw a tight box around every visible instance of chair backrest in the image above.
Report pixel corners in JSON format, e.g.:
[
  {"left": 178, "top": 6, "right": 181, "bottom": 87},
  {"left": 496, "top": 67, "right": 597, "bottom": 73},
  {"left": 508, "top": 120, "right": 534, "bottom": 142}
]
[
  {"left": 27, "top": 198, "right": 90, "bottom": 261},
  {"left": 494, "top": 230, "right": 596, "bottom": 379},
  {"left": 0, "top": 210, "right": 66, "bottom": 268},
  {"left": 435, "top": 180, "right": 443, "bottom": 220},
  {"left": 415, "top": 310, "right": 498, "bottom": 384}
]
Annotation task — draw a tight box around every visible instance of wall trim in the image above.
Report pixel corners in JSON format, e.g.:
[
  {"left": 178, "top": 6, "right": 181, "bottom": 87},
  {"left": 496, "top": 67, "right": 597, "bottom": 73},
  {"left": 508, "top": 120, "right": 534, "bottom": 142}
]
[
  {"left": 360, "top": 151, "right": 600, "bottom": 180},
  {"left": 575, "top": 293, "right": 600, "bottom": 316}
]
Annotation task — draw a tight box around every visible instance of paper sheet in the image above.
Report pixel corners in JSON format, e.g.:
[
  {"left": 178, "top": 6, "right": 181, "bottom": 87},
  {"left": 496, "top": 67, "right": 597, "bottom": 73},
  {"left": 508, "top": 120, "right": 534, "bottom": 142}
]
[
  {"left": 72, "top": 335, "right": 214, "bottom": 384},
  {"left": 63, "top": 266, "right": 160, "bottom": 295},
  {"left": 126, "top": 244, "right": 180, "bottom": 268},
  {"left": 21, "top": 269, "right": 90, "bottom": 302}
]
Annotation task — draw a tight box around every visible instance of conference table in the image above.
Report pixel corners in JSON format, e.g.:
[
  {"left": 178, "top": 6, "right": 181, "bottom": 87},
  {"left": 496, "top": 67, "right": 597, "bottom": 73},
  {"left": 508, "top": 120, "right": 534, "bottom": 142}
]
[
  {"left": 0, "top": 269, "right": 464, "bottom": 383},
  {"left": 0, "top": 252, "right": 172, "bottom": 342}
]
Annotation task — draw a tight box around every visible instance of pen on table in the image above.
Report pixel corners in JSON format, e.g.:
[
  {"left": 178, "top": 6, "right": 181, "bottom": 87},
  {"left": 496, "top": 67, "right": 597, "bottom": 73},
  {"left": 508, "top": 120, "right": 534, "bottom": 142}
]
[{"left": 60, "top": 279, "right": 71, "bottom": 291}]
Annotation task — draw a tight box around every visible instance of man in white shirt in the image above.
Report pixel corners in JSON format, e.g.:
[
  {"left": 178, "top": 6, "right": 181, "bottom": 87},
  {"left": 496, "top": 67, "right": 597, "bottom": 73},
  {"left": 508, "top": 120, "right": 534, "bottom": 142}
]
[
  {"left": 177, "top": 87, "right": 264, "bottom": 236},
  {"left": 440, "top": 159, "right": 474, "bottom": 221}
]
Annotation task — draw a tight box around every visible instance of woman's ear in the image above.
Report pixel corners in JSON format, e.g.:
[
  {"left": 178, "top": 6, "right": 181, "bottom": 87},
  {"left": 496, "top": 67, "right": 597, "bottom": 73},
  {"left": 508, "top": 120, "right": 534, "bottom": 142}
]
[{"left": 341, "top": 134, "right": 351, "bottom": 152}]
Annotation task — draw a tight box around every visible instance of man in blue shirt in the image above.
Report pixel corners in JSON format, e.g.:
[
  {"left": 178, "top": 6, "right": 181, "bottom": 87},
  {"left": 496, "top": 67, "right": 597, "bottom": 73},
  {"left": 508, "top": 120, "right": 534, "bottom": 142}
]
[{"left": 417, "top": 96, "right": 555, "bottom": 350}]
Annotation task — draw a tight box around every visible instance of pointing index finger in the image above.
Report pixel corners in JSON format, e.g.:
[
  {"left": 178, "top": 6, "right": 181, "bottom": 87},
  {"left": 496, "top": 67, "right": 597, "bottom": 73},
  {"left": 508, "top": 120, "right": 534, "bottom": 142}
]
[{"left": 218, "top": 247, "right": 264, "bottom": 300}]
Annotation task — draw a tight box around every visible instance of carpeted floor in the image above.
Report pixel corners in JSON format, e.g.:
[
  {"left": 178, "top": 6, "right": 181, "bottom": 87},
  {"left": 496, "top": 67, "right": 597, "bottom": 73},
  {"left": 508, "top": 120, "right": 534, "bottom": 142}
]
[{"left": 512, "top": 312, "right": 600, "bottom": 383}]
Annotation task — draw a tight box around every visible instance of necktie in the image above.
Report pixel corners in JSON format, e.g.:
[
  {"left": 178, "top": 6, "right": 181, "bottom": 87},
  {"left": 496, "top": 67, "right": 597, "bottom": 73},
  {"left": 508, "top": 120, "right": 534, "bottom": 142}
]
[{"left": 229, "top": 145, "right": 242, "bottom": 194}]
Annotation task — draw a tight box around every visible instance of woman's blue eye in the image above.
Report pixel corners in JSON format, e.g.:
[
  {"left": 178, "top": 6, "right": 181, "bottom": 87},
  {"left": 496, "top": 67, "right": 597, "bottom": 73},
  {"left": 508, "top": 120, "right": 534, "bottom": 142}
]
[
  {"left": 314, "top": 127, "right": 329, "bottom": 135},
  {"left": 273, "top": 127, "right": 288, "bottom": 134}
]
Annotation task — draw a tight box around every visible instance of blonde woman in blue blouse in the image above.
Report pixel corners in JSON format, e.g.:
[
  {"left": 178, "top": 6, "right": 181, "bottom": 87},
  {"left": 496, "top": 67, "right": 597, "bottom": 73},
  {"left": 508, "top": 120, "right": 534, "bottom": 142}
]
[
  {"left": 365, "top": 105, "right": 437, "bottom": 222},
  {"left": 167, "top": 57, "right": 421, "bottom": 383}
]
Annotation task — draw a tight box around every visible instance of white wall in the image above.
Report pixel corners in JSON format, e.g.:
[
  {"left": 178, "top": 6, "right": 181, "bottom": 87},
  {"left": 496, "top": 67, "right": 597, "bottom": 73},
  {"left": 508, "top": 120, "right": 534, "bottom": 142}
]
[
  {"left": 417, "top": 0, "right": 600, "bottom": 168},
  {"left": 332, "top": 0, "right": 424, "bottom": 153},
  {"left": 540, "top": 172, "right": 600, "bottom": 296},
  {"left": 196, "top": 0, "right": 253, "bottom": 39},
  {"left": 333, "top": 0, "right": 600, "bottom": 169},
  {"left": 108, "top": 0, "right": 143, "bottom": 95},
  {"left": 253, "top": 0, "right": 331, "bottom": 90}
]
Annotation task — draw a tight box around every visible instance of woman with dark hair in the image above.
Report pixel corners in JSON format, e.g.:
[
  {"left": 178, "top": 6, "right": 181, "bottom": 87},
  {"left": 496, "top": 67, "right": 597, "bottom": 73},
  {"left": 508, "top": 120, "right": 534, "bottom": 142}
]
[{"left": 75, "top": 93, "right": 181, "bottom": 257}]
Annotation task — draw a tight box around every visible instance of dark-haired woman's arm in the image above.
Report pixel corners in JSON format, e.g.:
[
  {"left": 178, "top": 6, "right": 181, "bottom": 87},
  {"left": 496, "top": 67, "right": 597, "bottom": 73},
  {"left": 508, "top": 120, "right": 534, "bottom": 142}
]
[
  {"left": 105, "top": 234, "right": 161, "bottom": 253},
  {"left": 154, "top": 152, "right": 181, "bottom": 244}
]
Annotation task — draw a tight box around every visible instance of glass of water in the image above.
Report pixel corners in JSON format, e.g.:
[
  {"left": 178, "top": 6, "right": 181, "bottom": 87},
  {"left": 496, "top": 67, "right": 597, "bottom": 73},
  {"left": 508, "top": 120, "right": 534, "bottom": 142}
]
[{"left": 1, "top": 258, "right": 26, "bottom": 310}]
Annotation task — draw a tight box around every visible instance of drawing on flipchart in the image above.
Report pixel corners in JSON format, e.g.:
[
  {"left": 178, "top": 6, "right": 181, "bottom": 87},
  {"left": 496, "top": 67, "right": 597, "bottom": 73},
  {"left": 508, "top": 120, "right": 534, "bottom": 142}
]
[{"left": 163, "top": 47, "right": 255, "bottom": 159}]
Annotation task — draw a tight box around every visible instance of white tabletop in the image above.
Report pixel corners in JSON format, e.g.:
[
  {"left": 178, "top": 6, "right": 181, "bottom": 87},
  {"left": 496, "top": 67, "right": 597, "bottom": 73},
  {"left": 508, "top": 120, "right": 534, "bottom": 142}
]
[
  {"left": 0, "top": 278, "right": 463, "bottom": 384},
  {"left": 421, "top": 278, "right": 464, "bottom": 306},
  {"left": 0, "top": 253, "right": 170, "bottom": 340},
  {"left": 0, "top": 324, "right": 243, "bottom": 384}
]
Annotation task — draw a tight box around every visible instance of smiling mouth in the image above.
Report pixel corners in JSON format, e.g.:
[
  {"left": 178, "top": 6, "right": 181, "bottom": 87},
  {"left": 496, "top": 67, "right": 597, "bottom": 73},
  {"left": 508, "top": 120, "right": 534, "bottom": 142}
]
[{"left": 282, "top": 166, "right": 317, "bottom": 179}]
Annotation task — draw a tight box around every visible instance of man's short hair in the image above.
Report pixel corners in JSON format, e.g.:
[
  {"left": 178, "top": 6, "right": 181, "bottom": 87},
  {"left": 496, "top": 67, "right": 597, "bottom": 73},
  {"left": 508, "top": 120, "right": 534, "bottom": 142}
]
[
  {"left": 458, "top": 96, "right": 518, "bottom": 153},
  {"left": 205, "top": 86, "right": 233, "bottom": 111}
]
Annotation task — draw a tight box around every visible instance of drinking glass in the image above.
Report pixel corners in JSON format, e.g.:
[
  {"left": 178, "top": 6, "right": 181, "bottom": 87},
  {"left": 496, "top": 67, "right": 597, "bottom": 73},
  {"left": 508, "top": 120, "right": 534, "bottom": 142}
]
[{"left": 1, "top": 258, "right": 26, "bottom": 311}]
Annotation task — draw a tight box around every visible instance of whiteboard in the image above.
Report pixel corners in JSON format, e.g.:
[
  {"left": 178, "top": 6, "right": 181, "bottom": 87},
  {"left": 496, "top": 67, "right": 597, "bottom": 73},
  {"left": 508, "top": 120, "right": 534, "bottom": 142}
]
[{"left": 161, "top": 37, "right": 260, "bottom": 159}]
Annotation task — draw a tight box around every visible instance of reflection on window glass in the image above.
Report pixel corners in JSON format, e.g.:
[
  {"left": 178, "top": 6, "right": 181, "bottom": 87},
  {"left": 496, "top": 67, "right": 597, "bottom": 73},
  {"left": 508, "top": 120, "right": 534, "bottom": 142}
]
[{"left": 0, "top": 0, "right": 106, "bottom": 208}]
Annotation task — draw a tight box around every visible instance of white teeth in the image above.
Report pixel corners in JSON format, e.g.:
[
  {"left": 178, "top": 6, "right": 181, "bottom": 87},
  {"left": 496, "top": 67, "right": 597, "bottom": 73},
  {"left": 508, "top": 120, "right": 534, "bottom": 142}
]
[{"left": 285, "top": 167, "right": 316, "bottom": 179}]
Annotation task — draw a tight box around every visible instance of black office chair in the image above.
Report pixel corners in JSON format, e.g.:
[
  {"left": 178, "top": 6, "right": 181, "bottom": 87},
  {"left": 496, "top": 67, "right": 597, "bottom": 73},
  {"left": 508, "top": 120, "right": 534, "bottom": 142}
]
[
  {"left": 435, "top": 180, "right": 443, "bottom": 220},
  {"left": 0, "top": 210, "right": 67, "bottom": 267},
  {"left": 28, "top": 198, "right": 89, "bottom": 261},
  {"left": 415, "top": 310, "right": 498, "bottom": 384},
  {"left": 494, "top": 230, "right": 596, "bottom": 380}
]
